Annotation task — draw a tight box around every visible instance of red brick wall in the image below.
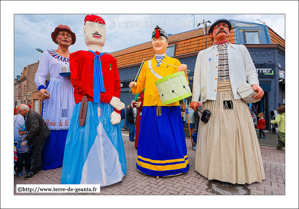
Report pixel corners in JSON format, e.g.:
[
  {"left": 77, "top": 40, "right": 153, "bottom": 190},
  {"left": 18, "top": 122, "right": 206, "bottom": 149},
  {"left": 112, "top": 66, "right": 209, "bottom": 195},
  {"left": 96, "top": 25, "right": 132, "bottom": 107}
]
[
  {"left": 14, "top": 61, "right": 40, "bottom": 106},
  {"left": 14, "top": 83, "right": 22, "bottom": 104},
  {"left": 26, "top": 62, "right": 39, "bottom": 105},
  {"left": 21, "top": 80, "right": 28, "bottom": 104}
]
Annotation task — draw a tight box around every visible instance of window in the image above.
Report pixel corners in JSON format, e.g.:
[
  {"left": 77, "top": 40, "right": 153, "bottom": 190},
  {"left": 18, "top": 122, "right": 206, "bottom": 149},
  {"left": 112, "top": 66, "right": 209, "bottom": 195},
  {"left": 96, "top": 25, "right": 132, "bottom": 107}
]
[
  {"left": 245, "top": 31, "right": 260, "bottom": 44},
  {"left": 166, "top": 45, "right": 175, "bottom": 57}
]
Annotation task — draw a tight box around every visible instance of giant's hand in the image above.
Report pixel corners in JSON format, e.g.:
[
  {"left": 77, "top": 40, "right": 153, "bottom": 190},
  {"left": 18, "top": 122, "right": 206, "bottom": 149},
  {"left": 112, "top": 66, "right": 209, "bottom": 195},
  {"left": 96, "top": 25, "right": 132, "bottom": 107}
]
[
  {"left": 251, "top": 84, "right": 264, "bottom": 100},
  {"left": 178, "top": 64, "right": 187, "bottom": 73},
  {"left": 111, "top": 111, "right": 121, "bottom": 125},
  {"left": 135, "top": 101, "right": 141, "bottom": 108},
  {"left": 110, "top": 97, "right": 125, "bottom": 111},
  {"left": 39, "top": 89, "right": 50, "bottom": 101},
  {"left": 190, "top": 101, "right": 203, "bottom": 111},
  {"left": 129, "top": 82, "right": 136, "bottom": 88}
]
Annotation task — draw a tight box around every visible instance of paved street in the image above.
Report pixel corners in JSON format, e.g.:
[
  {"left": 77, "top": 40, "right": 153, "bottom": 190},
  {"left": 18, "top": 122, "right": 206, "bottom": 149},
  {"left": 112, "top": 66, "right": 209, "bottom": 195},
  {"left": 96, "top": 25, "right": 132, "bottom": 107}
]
[{"left": 14, "top": 131, "right": 285, "bottom": 195}]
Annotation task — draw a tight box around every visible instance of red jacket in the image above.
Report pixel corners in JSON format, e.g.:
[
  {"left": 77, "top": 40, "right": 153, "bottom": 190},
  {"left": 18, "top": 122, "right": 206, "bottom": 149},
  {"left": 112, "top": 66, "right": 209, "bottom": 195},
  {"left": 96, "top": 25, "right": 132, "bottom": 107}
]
[
  {"left": 70, "top": 50, "right": 121, "bottom": 113},
  {"left": 257, "top": 118, "right": 266, "bottom": 129}
]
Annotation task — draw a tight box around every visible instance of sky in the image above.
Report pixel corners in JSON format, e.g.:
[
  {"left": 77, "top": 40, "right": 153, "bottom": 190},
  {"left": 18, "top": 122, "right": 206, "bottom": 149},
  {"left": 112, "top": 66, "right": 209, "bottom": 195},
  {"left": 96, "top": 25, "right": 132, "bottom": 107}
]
[
  {"left": 2, "top": 1, "right": 298, "bottom": 209},
  {"left": 14, "top": 14, "right": 285, "bottom": 78}
]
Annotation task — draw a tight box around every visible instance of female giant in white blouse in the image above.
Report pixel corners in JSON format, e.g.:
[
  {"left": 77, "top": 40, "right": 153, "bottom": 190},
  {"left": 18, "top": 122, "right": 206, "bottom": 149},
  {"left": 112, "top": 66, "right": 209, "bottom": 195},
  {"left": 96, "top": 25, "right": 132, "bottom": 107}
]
[{"left": 34, "top": 24, "right": 76, "bottom": 170}]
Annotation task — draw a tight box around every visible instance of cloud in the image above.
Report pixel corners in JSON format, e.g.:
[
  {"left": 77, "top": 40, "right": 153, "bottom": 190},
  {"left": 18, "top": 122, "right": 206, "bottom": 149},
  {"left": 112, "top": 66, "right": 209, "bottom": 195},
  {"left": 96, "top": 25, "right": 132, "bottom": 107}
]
[{"left": 14, "top": 14, "right": 285, "bottom": 77}]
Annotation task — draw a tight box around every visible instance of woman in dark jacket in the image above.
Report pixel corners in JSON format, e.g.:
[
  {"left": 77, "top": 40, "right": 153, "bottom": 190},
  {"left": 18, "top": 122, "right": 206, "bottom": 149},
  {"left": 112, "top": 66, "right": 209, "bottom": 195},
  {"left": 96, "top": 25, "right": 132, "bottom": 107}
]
[{"left": 126, "top": 101, "right": 137, "bottom": 142}]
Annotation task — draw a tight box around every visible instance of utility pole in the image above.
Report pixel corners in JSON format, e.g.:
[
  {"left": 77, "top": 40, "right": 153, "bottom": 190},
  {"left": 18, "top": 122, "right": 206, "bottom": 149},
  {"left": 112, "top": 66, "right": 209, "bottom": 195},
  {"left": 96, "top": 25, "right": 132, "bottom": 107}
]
[
  {"left": 191, "top": 14, "right": 195, "bottom": 29},
  {"left": 197, "top": 19, "right": 211, "bottom": 49}
]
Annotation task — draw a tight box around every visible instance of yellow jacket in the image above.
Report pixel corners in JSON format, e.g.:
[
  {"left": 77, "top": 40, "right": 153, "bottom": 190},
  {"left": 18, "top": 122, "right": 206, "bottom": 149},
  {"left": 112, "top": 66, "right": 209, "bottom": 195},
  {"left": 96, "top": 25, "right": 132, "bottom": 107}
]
[{"left": 132, "top": 55, "right": 189, "bottom": 106}]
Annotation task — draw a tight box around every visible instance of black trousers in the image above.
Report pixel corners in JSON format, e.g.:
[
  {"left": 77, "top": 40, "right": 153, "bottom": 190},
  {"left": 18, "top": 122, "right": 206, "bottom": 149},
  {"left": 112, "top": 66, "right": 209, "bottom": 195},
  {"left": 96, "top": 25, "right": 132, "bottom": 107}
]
[
  {"left": 31, "top": 139, "right": 46, "bottom": 174},
  {"left": 17, "top": 152, "right": 31, "bottom": 172},
  {"left": 259, "top": 129, "right": 265, "bottom": 137}
]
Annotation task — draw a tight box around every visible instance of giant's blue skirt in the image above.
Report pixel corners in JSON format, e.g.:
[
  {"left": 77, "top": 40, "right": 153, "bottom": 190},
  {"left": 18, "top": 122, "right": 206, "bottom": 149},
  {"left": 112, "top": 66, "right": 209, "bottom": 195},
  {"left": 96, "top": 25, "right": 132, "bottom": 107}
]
[
  {"left": 136, "top": 106, "right": 189, "bottom": 176},
  {"left": 61, "top": 102, "right": 127, "bottom": 186},
  {"left": 42, "top": 130, "right": 68, "bottom": 170}
]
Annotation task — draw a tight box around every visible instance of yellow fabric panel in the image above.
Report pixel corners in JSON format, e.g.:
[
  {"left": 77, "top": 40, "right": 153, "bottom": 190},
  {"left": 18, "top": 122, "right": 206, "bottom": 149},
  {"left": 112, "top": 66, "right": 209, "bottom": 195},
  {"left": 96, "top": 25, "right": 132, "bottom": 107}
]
[
  {"left": 136, "top": 157, "right": 189, "bottom": 171},
  {"left": 137, "top": 154, "right": 188, "bottom": 164},
  {"left": 131, "top": 55, "right": 189, "bottom": 106}
]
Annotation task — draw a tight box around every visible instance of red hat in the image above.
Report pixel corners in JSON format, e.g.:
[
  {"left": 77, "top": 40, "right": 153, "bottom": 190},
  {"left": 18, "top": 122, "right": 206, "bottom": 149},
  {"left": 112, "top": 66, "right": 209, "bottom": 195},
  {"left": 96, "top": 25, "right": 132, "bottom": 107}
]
[
  {"left": 27, "top": 105, "right": 32, "bottom": 109},
  {"left": 84, "top": 14, "right": 105, "bottom": 25},
  {"left": 51, "top": 24, "right": 76, "bottom": 45},
  {"left": 14, "top": 108, "right": 17, "bottom": 114}
]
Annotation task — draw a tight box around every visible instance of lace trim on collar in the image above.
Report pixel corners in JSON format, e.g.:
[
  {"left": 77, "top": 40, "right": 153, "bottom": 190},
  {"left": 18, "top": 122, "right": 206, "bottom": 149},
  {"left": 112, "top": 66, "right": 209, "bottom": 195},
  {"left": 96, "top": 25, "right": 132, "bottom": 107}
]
[{"left": 47, "top": 49, "right": 69, "bottom": 63}]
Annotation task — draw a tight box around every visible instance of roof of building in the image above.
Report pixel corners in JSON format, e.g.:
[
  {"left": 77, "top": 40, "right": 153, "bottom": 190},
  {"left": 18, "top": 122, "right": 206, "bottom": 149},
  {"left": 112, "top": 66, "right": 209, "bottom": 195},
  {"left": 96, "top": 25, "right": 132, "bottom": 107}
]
[
  {"left": 111, "top": 26, "right": 235, "bottom": 68},
  {"left": 268, "top": 26, "right": 285, "bottom": 48},
  {"left": 110, "top": 27, "right": 207, "bottom": 57}
]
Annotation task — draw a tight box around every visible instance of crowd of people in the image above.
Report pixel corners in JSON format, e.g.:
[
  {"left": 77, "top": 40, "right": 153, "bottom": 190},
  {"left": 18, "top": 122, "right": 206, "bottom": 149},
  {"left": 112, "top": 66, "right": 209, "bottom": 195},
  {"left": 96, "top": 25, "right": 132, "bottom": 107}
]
[{"left": 14, "top": 16, "right": 285, "bottom": 188}]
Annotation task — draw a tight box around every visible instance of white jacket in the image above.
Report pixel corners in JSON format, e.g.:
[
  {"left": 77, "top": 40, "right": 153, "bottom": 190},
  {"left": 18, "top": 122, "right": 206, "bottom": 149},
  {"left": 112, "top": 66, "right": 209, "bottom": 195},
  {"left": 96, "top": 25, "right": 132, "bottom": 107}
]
[{"left": 192, "top": 43, "right": 259, "bottom": 102}]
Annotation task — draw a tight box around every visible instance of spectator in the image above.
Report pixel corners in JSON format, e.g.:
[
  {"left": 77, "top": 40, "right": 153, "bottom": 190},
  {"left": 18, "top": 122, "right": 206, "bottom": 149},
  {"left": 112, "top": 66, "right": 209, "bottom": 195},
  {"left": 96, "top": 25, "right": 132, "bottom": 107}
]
[
  {"left": 17, "top": 104, "right": 50, "bottom": 179},
  {"left": 181, "top": 104, "right": 185, "bottom": 127},
  {"left": 120, "top": 108, "right": 125, "bottom": 130},
  {"left": 125, "top": 105, "right": 130, "bottom": 130},
  {"left": 14, "top": 108, "right": 24, "bottom": 146},
  {"left": 16, "top": 125, "right": 31, "bottom": 177},
  {"left": 251, "top": 103, "right": 258, "bottom": 116},
  {"left": 257, "top": 112, "right": 266, "bottom": 139},
  {"left": 271, "top": 104, "right": 285, "bottom": 151},
  {"left": 126, "top": 100, "right": 137, "bottom": 142},
  {"left": 184, "top": 106, "right": 195, "bottom": 134},
  {"left": 132, "top": 90, "right": 144, "bottom": 149},
  {"left": 14, "top": 145, "right": 18, "bottom": 175}
]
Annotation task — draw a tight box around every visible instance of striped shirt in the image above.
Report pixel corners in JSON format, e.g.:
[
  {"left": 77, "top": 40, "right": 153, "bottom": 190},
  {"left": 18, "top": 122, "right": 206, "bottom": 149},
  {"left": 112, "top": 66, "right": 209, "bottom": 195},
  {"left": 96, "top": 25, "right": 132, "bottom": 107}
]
[{"left": 217, "top": 43, "right": 230, "bottom": 82}]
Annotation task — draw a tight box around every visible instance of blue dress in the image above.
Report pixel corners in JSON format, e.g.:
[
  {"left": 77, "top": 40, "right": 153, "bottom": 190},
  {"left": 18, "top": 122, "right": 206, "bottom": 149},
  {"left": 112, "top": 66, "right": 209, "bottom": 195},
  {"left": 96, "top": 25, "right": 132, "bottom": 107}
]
[
  {"left": 136, "top": 106, "right": 189, "bottom": 176},
  {"left": 61, "top": 101, "right": 127, "bottom": 186}
]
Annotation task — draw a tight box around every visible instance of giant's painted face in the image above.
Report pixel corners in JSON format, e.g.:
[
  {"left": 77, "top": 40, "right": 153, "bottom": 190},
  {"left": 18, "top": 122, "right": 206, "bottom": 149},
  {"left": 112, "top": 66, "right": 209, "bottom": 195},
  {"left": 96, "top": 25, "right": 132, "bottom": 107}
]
[
  {"left": 209, "top": 22, "right": 230, "bottom": 42},
  {"left": 83, "top": 21, "right": 106, "bottom": 47},
  {"left": 55, "top": 30, "right": 72, "bottom": 47},
  {"left": 152, "top": 36, "right": 168, "bottom": 54}
]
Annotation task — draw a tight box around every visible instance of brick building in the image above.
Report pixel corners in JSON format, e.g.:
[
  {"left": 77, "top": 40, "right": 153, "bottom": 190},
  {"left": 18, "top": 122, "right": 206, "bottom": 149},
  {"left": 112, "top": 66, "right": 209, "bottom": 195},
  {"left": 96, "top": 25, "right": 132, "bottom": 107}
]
[{"left": 14, "top": 61, "right": 42, "bottom": 113}]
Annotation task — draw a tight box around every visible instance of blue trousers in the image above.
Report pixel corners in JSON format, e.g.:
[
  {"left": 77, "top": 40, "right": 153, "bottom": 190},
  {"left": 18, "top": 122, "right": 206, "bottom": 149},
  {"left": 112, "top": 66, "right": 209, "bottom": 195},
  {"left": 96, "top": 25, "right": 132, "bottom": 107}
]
[
  {"left": 128, "top": 123, "right": 136, "bottom": 141},
  {"left": 120, "top": 119, "right": 124, "bottom": 129}
]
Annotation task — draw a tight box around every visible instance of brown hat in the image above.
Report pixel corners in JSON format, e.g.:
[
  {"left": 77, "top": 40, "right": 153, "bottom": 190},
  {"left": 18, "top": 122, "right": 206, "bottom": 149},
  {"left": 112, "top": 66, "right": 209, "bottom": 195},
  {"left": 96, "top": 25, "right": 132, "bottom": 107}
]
[{"left": 51, "top": 24, "right": 76, "bottom": 45}]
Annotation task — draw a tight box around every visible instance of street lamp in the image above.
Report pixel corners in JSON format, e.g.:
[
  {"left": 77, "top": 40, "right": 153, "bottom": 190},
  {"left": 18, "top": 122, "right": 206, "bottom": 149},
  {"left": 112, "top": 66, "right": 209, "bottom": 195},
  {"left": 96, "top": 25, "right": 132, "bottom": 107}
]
[
  {"left": 36, "top": 48, "right": 44, "bottom": 53},
  {"left": 197, "top": 19, "right": 211, "bottom": 49}
]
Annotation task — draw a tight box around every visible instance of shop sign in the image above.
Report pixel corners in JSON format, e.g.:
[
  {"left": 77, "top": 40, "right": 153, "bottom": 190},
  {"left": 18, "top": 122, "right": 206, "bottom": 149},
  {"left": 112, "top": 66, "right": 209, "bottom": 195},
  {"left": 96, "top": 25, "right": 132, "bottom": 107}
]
[
  {"left": 279, "top": 70, "right": 285, "bottom": 79},
  {"left": 255, "top": 64, "right": 275, "bottom": 78}
]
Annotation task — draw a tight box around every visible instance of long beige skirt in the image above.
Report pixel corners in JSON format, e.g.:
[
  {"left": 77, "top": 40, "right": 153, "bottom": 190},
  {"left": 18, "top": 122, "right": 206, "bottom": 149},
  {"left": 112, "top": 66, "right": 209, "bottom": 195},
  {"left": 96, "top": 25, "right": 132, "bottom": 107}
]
[{"left": 195, "top": 81, "right": 265, "bottom": 184}]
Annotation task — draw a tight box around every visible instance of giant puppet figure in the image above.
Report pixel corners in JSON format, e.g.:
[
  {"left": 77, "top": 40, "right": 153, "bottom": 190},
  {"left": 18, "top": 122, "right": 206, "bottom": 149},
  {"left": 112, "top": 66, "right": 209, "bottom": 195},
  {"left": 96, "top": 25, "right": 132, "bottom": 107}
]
[
  {"left": 190, "top": 19, "right": 265, "bottom": 184},
  {"left": 129, "top": 26, "right": 189, "bottom": 177},
  {"left": 61, "top": 15, "right": 127, "bottom": 186},
  {"left": 35, "top": 25, "right": 76, "bottom": 170}
]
